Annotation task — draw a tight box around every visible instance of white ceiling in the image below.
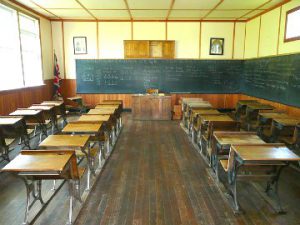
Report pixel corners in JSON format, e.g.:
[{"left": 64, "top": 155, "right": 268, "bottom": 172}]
[{"left": 14, "top": 0, "right": 288, "bottom": 21}]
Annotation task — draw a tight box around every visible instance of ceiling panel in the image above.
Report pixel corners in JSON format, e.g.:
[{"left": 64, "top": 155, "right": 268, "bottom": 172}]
[
  {"left": 169, "top": 10, "right": 209, "bottom": 19},
  {"left": 31, "top": 0, "right": 81, "bottom": 9},
  {"left": 217, "top": 0, "right": 270, "bottom": 9},
  {"left": 260, "top": 0, "right": 285, "bottom": 9},
  {"left": 30, "top": 7, "right": 60, "bottom": 18},
  {"left": 127, "top": 0, "right": 172, "bottom": 9},
  {"left": 78, "top": 0, "right": 126, "bottom": 9},
  {"left": 241, "top": 9, "right": 265, "bottom": 18},
  {"left": 173, "top": 0, "right": 220, "bottom": 9},
  {"left": 47, "top": 9, "right": 93, "bottom": 19},
  {"left": 131, "top": 10, "right": 168, "bottom": 19},
  {"left": 203, "top": 17, "right": 239, "bottom": 20},
  {"left": 206, "top": 10, "right": 251, "bottom": 18},
  {"left": 90, "top": 10, "right": 130, "bottom": 19},
  {"left": 16, "top": 0, "right": 38, "bottom": 8}
]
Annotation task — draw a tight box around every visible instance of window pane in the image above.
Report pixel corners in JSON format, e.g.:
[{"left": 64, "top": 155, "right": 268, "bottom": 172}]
[
  {"left": 286, "top": 8, "right": 300, "bottom": 40},
  {"left": 19, "top": 13, "right": 43, "bottom": 87},
  {"left": 0, "top": 4, "right": 23, "bottom": 90}
]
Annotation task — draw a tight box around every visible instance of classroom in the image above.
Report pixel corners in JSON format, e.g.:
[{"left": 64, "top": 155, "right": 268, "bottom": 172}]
[{"left": 1, "top": 0, "right": 300, "bottom": 224}]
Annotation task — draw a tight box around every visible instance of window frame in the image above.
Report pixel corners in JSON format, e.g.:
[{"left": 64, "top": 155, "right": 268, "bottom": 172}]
[
  {"left": 284, "top": 5, "right": 300, "bottom": 43},
  {"left": 0, "top": 1, "right": 44, "bottom": 92}
]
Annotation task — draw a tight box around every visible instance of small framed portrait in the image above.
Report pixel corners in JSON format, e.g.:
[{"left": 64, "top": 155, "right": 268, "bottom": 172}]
[
  {"left": 209, "top": 38, "right": 224, "bottom": 55},
  {"left": 73, "top": 36, "right": 87, "bottom": 54}
]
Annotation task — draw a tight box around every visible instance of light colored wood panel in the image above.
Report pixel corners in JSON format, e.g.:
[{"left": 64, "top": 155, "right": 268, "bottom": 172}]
[{"left": 124, "top": 40, "right": 150, "bottom": 58}]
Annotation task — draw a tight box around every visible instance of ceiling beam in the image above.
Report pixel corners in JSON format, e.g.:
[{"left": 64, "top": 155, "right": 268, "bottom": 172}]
[
  {"left": 246, "top": 0, "right": 291, "bottom": 22},
  {"left": 123, "top": 0, "right": 133, "bottom": 20},
  {"left": 237, "top": 0, "right": 272, "bottom": 20},
  {"left": 76, "top": 0, "right": 98, "bottom": 20},
  {"left": 166, "top": 0, "right": 175, "bottom": 20},
  {"left": 30, "top": 0, "right": 61, "bottom": 19},
  {"left": 202, "top": 0, "right": 224, "bottom": 19}
]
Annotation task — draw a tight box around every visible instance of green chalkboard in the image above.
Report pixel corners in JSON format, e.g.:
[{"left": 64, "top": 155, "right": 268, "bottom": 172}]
[
  {"left": 76, "top": 59, "right": 243, "bottom": 94},
  {"left": 243, "top": 53, "right": 300, "bottom": 107}
]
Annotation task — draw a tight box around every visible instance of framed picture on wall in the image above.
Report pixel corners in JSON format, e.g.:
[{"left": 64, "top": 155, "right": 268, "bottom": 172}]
[
  {"left": 209, "top": 38, "right": 224, "bottom": 55},
  {"left": 73, "top": 36, "right": 87, "bottom": 54}
]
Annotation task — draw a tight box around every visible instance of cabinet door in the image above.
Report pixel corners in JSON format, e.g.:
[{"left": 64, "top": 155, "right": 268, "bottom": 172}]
[
  {"left": 124, "top": 40, "right": 149, "bottom": 58},
  {"left": 162, "top": 41, "right": 175, "bottom": 58}
]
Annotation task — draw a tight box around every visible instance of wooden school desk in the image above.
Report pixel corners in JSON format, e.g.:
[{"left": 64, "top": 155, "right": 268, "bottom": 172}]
[
  {"left": 0, "top": 116, "right": 30, "bottom": 159},
  {"left": 181, "top": 98, "right": 205, "bottom": 124},
  {"left": 190, "top": 109, "right": 220, "bottom": 136},
  {"left": 28, "top": 104, "right": 58, "bottom": 133},
  {"left": 62, "top": 122, "right": 107, "bottom": 166},
  {"left": 2, "top": 150, "right": 82, "bottom": 225},
  {"left": 87, "top": 108, "right": 121, "bottom": 131},
  {"left": 257, "top": 112, "right": 289, "bottom": 136},
  {"left": 39, "top": 135, "right": 93, "bottom": 189},
  {"left": 269, "top": 118, "right": 300, "bottom": 142},
  {"left": 10, "top": 109, "right": 48, "bottom": 141},
  {"left": 235, "top": 100, "right": 258, "bottom": 120},
  {"left": 221, "top": 144, "right": 300, "bottom": 213},
  {"left": 102, "top": 100, "right": 123, "bottom": 110},
  {"left": 41, "top": 101, "right": 67, "bottom": 124},
  {"left": 211, "top": 131, "right": 265, "bottom": 180},
  {"left": 183, "top": 101, "right": 212, "bottom": 128}
]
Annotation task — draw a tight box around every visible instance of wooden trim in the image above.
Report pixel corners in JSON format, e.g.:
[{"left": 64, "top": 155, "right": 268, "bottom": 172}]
[
  {"left": 199, "top": 22, "right": 202, "bottom": 59},
  {"left": 276, "top": 6, "right": 283, "bottom": 54},
  {"left": 96, "top": 21, "right": 99, "bottom": 59},
  {"left": 50, "top": 18, "right": 247, "bottom": 23},
  {"left": 165, "top": 22, "right": 168, "bottom": 40},
  {"left": 247, "top": 0, "right": 291, "bottom": 22},
  {"left": 50, "top": 20, "right": 54, "bottom": 74},
  {"left": 238, "top": 0, "right": 272, "bottom": 19},
  {"left": 124, "top": 0, "right": 133, "bottom": 20},
  {"left": 6, "top": 0, "right": 51, "bottom": 20},
  {"left": 38, "top": 19, "right": 45, "bottom": 80},
  {"left": 243, "top": 22, "right": 247, "bottom": 59},
  {"left": 202, "top": 0, "right": 224, "bottom": 19},
  {"left": 257, "top": 16, "right": 262, "bottom": 57},
  {"left": 232, "top": 22, "right": 236, "bottom": 59},
  {"left": 166, "top": 0, "right": 175, "bottom": 20},
  {"left": 16, "top": 11, "right": 25, "bottom": 86},
  {"left": 284, "top": 5, "right": 300, "bottom": 43},
  {"left": 61, "top": 21, "right": 66, "bottom": 79},
  {"left": 75, "top": 0, "right": 97, "bottom": 20},
  {"left": 131, "top": 21, "right": 133, "bottom": 40}
]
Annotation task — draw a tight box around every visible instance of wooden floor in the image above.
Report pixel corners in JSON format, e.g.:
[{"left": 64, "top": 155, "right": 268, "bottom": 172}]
[
  {"left": 75, "top": 114, "right": 300, "bottom": 225},
  {"left": 1, "top": 114, "right": 300, "bottom": 225}
]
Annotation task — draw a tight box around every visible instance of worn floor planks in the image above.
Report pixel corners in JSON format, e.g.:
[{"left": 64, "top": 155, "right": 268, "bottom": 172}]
[{"left": 1, "top": 114, "right": 300, "bottom": 225}]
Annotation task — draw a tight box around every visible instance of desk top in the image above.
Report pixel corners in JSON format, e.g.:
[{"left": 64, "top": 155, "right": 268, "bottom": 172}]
[
  {"left": 67, "top": 96, "right": 82, "bottom": 101},
  {"left": 232, "top": 144, "right": 300, "bottom": 161},
  {"left": 273, "top": 118, "right": 300, "bottom": 126},
  {"left": 247, "top": 103, "right": 274, "bottom": 110},
  {"left": 88, "top": 109, "right": 115, "bottom": 115},
  {"left": 181, "top": 98, "right": 203, "bottom": 104},
  {"left": 41, "top": 101, "right": 63, "bottom": 106},
  {"left": 2, "top": 150, "right": 73, "bottom": 172},
  {"left": 99, "top": 101, "right": 122, "bottom": 106},
  {"left": 258, "top": 112, "right": 289, "bottom": 119},
  {"left": 10, "top": 109, "right": 42, "bottom": 116},
  {"left": 95, "top": 105, "right": 119, "bottom": 110},
  {"left": 214, "top": 132, "right": 265, "bottom": 146},
  {"left": 187, "top": 102, "right": 211, "bottom": 108},
  {"left": 191, "top": 109, "right": 219, "bottom": 114},
  {"left": 201, "top": 114, "right": 233, "bottom": 123},
  {"left": 62, "top": 123, "right": 103, "bottom": 133},
  {"left": 39, "top": 135, "right": 90, "bottom": 148},
  {"left": 28, "top": 105, "right": 54, "bottom": 111},
  {"left": 0, "top": 117, "right": 23, "bottom": 125},
  {"left": 78, "top": 114, "right": 110, "bottom": 122}
]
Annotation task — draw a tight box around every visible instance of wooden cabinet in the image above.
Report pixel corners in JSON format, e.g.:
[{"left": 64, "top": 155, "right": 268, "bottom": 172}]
[
  {"left": 132, "top": 95, "right": 172, "bottom": 120},
  {"left": 124, "top": 40, "right": 175, "bottom": 59}
]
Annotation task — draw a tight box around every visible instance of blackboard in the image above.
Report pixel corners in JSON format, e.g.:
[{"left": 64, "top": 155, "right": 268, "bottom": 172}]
[
  {"left": 243, "top": 53, "right": 300, "bottom": 107},
  {"left": 76, "top": 59, "right": 243, "bottom": 94}
]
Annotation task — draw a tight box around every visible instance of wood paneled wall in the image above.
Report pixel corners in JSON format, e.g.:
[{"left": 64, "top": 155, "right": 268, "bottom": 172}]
[
  {"left": 0, "top": 80, "right": 53, "bottom": 115},
  {"left": 61, "top": 79, "right": 300, "bottom": 116}
]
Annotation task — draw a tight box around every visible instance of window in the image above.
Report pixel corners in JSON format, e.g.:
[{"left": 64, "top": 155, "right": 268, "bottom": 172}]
[
  {"left": 285, "top": 6, "right": 300, "bottom": 42},
  {"left": 0, "top": 3, "right": 43, "bottom": 91}
]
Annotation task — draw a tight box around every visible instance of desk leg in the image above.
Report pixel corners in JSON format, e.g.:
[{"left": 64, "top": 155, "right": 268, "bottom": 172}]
[
  {"left": 228, "top": 163, "right": 240, "bottom": 212},
  {"left": 67, "top": 180, "right": 74, "bottom": 225},
  {"left": 21, "top": 178, "right": 44, "bottom": 225},
  {"left": 265, "top": 165, "right": 286, "bottom": 213}
]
